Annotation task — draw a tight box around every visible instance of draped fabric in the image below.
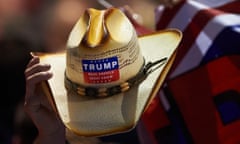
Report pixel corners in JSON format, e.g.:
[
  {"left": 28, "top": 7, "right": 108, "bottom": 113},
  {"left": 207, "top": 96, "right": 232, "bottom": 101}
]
[{"left": 140, "top": 0, "right": 240, "bottom": 143}]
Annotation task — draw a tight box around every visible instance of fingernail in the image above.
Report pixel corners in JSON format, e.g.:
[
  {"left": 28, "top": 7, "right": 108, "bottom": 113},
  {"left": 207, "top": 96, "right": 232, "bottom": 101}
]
[
  {"left": 48, "top": 71, "right": 53, "bottom": 77},
  {"left": 46, "top": 64, "right": 51, "bottom": 67},
  {"left": 30, "top": 52, "right": 35, "bottom": 57}
]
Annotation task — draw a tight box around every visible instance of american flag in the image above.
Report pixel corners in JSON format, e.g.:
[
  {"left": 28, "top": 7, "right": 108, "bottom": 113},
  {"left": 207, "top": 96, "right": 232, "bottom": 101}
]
[{"left": 140, "top": 0, "right": 240, "bottom": 144}]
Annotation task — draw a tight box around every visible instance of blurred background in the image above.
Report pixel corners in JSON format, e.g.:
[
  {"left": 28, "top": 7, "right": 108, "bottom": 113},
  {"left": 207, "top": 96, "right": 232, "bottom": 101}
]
[{"left": 1, "top": 0, "right": 239, "bottom": 144}]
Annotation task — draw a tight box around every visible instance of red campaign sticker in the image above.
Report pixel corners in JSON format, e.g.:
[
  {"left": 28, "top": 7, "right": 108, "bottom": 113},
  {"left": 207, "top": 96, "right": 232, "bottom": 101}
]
[{"left": 82, "top": 56, "right": 120, "bottom": 83}]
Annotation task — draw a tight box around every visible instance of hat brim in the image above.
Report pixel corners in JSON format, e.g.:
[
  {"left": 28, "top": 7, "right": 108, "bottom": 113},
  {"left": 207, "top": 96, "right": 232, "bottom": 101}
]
[{"left": 36, "top": 29, "right": 182, "bottom": 137}]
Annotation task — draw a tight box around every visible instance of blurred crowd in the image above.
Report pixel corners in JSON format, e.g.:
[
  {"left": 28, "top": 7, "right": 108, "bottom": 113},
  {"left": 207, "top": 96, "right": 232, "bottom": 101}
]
[{"left": 0, "top": 0, "right": 170, "bottom": 144}]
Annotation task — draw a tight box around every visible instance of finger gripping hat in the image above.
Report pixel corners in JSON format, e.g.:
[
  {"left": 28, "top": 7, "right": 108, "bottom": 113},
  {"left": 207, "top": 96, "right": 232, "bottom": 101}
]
[{"left": 37, "top": 7, "right": 182, "bottom": 136}]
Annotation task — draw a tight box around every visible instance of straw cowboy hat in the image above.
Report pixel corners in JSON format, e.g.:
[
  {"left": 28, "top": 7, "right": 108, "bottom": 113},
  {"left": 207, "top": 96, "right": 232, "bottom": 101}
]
[{"left": 36, "top": 7, "right": 182, "bottom": 136}]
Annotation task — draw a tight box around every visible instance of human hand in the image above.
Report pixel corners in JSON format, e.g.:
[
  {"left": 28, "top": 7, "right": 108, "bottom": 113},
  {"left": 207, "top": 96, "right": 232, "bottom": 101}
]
[{"left": 24, "top": 55, "right": 66, "bottom": 144}]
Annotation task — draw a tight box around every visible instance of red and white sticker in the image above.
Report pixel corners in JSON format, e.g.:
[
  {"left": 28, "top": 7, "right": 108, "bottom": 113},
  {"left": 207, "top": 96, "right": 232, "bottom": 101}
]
[{"left": 82, "top": 56, "right": 120, "bottom": 83}]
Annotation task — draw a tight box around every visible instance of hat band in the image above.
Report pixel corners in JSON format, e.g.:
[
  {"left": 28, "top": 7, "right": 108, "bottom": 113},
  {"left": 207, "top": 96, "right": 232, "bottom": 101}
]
[{"left": 64, "top": 57, "right": 167, "bottom": 98}]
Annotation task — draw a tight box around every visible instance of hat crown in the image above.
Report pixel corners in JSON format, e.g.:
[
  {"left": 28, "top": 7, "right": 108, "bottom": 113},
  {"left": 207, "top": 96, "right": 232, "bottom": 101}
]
[
  {"left": 84, "top": 8, "right": 106, "bottom": 47},
  {"left": 67, "top": 8, "right": 134, "bottom": 49},
  {"left": 66, "top": 8, "right": 144, "bottom": 88}
]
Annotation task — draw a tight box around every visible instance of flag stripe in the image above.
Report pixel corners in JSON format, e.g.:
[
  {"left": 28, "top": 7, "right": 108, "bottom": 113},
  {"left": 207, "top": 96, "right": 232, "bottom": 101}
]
[
  {"left": 170, "top": 1, "right": 240, "bottom": 73},
  {"left": 170, "top": 14, "right": 240, "bottom": 78},
  {"left": 167, "top": 0, "right": 210, "bottom": 30},
  {"left": 201, "top": 25, "right": 240, "bottom": 64},
  {"left": 156, "top": 0, "right": 240, "bottom": 31},
  {"left": 194, "top": 0, "right": 236, "bottom": 7},
  {"left": 156, "top": 0, "right": 186, "bottom": 30}
]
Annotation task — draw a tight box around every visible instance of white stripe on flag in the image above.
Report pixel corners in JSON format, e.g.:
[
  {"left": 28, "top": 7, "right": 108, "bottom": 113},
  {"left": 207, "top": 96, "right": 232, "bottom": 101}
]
[
  {"left": 155, "top": 5, "right": 165, "bottom": 26},
  {"left": 168, "top": 0, "right": 209, "bottom": 30},
  {"left": 170, "top": 14, "right": 240, "bottom": 79},
  {"left": 194, "top": 0, "right": 236, "bottom": 7}
]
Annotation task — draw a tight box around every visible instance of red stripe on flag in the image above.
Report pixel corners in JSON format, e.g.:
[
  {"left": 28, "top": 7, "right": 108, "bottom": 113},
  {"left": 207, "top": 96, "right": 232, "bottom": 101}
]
[
  {"left": 217, "top": 0, "right": 240, "bottom": 14},
  {"left": 141, "top": 93, "right": 171, "bottom": 144}
]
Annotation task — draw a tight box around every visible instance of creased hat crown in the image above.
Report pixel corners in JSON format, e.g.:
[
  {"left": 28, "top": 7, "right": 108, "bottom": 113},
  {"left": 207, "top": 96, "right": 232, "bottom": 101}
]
[
  {"left": 65, "top": 8, "right": 144, "bottom": 89},
  {"left": 36, "top": 6, "right": 182, "bottom": 135}
]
